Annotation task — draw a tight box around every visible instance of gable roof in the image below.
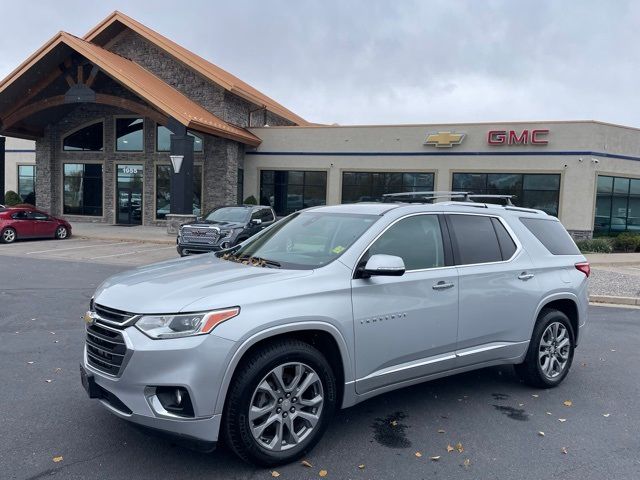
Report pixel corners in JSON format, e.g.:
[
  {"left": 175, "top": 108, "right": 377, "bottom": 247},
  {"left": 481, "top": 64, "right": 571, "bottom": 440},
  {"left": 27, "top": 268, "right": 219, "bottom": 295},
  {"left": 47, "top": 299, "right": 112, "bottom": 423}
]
[
  {"left": 85, "top": 11, "right": 308, "bottom": 126},
  {"left": 0, "top": 32, "right": 261, "bottom": 145}
]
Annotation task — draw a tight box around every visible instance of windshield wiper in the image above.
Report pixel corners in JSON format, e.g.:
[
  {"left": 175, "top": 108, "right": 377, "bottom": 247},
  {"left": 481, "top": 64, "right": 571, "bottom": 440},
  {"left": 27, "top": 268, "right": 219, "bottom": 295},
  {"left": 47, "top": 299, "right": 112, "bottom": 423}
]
[{"left": 238, "top": 255, "right": 281, "bottom": 268}]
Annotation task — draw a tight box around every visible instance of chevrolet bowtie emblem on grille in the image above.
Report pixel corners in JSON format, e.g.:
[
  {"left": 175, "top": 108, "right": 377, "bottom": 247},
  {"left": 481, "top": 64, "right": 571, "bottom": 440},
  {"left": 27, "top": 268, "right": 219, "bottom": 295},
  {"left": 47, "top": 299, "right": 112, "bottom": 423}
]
[
  {"left": 83, "top": 311, "right": 95, "bottom": 326},
  {"left": 424, "top": 131, "right": 466, "bottom": 148}
]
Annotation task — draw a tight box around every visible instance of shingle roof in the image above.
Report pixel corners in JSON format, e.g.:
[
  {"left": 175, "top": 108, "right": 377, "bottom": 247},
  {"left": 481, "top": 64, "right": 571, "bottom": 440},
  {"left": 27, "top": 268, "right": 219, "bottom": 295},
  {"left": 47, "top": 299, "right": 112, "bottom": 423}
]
[{"left": 84, "top": 11, "right": 308, "bottom": 126}]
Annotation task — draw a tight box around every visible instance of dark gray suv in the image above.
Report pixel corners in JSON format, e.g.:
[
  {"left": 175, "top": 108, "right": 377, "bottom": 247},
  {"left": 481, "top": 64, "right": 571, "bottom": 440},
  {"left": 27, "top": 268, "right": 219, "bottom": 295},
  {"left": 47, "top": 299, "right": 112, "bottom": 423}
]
[{"left": 177, "top": 205, "right": 276, "bottom": 256}]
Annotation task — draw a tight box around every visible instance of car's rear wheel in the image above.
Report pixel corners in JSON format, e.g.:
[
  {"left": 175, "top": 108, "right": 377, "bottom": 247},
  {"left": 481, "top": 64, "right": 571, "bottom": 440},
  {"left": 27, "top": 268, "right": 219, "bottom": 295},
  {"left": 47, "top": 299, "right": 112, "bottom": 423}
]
[
  {"left": 223, "top": 339, "right": 337, "bottom": 466},
  {"left": 1, "top": 227, "right": 17, "bottom": 244},
  {"left": 55, "top": 225, "right": 69, "bottom": 239},
  {"left": 515, "top": 308, "right": 575, "bottom": 388}
]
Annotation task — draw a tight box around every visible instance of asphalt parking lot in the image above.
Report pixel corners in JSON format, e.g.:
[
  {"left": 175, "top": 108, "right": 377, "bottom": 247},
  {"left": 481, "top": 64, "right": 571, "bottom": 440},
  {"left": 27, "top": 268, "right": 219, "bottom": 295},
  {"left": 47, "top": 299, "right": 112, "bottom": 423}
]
[
  {"left": 0, "top": 237, "right": 177, "bottom": 266},
  {"left": 1, "top": 253, "right": 640, "bottom": 480}
]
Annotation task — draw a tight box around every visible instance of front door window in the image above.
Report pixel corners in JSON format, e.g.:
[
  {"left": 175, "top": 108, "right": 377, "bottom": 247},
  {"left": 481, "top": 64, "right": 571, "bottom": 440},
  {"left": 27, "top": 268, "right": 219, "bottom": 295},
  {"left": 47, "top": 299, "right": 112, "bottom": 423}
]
[{"left": 116, "top": 164, "right": 144, "bottom": 225}]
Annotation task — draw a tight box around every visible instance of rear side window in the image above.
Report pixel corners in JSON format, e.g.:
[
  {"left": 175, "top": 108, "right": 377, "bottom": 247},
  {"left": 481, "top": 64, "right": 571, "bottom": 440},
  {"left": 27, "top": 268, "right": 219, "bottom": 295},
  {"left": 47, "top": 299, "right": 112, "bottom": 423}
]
[
  {"left": 491, "top": 217, "right": 517, "bottom": 259},
  {"left": 447, "top": 214, "right": 503, "bottom": 265},
  {"left": 520, "top": 217, "right": 580, "bottom": 255}
]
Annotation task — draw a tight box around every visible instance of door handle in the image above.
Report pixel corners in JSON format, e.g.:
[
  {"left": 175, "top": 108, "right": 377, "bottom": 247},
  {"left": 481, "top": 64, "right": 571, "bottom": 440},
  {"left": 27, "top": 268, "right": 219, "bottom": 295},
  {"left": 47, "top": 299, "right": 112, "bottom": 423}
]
[
  {"left": 518, "top": 272, "right": 535, "bottom": 281},
  {"left": 432, "top": 281, "right": 455, "bottom": 290}
]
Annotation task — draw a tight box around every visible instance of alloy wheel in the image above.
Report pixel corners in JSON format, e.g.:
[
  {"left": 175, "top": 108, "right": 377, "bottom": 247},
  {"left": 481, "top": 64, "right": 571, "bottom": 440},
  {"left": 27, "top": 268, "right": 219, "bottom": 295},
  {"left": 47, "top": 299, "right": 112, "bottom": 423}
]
[
  {"left": 56, "top": 226, "right": 68, "bottom": 239},
  {"left": 3, "top": 229, "right": 16, "bottom": 243},
  {"left": 249, "top": 362, "right": 324, "bottom": 452},
  {"left": 538, "top": 321, "right": 571, "bottom": 379}
]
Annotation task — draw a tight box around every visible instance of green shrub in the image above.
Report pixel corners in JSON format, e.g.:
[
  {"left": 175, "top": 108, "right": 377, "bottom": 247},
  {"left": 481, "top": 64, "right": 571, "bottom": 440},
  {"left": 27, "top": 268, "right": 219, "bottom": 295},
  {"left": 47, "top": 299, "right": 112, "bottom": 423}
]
[
  {"left": 243, "top": 195, "right": 258, "bottom": 205},
  {"left": 576, "top": 238, "right": 613, "bottom": 253},
  {"left": 4, "top": 190, "right": 21, "bottom": 206},
  {"left": 613, "top": 233, "right": 640, "bottom": 252}
]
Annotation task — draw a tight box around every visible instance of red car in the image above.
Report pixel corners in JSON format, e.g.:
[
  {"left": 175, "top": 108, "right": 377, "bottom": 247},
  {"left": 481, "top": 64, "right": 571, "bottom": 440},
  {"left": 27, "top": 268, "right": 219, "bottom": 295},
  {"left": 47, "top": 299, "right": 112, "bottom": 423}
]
[{"left": 0, "top": 206, "right": 72, "bottom": 243}]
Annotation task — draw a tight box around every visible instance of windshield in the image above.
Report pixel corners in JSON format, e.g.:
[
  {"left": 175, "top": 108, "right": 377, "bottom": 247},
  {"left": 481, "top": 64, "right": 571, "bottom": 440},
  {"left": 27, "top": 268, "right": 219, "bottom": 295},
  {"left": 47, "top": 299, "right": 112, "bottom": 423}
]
[
  {"left": 205, "top": 207, "right": 250, "bottom": 223},
  {"left": 222, "top": 212, "right": 379, "bottom": 269}
]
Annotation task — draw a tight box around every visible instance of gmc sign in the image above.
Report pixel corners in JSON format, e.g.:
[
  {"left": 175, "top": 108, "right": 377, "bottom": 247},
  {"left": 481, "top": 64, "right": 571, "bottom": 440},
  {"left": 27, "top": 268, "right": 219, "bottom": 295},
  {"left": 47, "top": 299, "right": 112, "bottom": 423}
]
[{"left": 487, "top": 129, "right": 549, "bottom": 145}]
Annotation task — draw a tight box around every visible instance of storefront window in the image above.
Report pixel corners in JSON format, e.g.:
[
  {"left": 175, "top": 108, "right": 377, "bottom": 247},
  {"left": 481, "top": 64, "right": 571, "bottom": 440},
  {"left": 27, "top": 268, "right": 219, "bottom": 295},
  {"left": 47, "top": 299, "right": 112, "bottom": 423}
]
[
  {"left": 17, "top": 165, "right": 36, "bottom": 204},
  {"left": 155, "top": 164, "right": 203, "bottom": 219},
  {"left": 63, "top": 122, "right": 103, "bottom": 151},
  {"left": 63, "top": 163, "right": 103, "bottom": 216},
  {"left": 156, "top": 125, "right": 203, "bottom": 152},
  {"left": 115, "top": 118, "right": 144, "bottom": 151},
  {"left": 452, "top": 173, "right": 561, "bottom": 216},
  {"left": 260, "top": 170, "right": 327, "bottom": 216},
  {"left": 594, "top": 175, "right": 640, "bottom": 235},
  {"left": 341, "top": 171, "right": 434, "bottom": 203}
]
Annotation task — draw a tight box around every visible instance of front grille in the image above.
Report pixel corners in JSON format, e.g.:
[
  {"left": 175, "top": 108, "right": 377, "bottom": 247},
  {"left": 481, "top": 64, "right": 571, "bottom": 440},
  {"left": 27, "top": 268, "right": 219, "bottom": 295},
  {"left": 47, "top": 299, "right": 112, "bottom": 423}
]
[
  {"left": 94, "top": 304, "right": 135, "bottom": 325},
  {"left": 86, "top": 322, "right": 128, "bottom": 376},
  {"left": 181, "top": 226, "right": 220, "bottom": 245}
]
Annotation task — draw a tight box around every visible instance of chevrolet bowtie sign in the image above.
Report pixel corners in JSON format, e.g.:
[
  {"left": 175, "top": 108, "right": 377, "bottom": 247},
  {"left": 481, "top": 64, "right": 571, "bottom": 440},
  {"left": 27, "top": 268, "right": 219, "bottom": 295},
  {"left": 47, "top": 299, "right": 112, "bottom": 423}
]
[{"left": 424, "top": 131, "right": 466, "bottom": 148}]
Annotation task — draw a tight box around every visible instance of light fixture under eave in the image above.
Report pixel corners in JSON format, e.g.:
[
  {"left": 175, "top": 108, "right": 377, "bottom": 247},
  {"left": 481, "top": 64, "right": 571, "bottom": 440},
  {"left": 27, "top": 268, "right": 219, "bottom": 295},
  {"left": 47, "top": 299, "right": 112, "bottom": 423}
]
[{"left": 169, "top": 155, "right": 184, "bottom": 174}]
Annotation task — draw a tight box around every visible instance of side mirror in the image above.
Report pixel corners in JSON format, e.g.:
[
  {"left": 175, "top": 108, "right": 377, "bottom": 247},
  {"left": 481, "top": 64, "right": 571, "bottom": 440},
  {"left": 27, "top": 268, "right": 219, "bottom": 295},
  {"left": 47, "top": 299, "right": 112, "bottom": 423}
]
[
  {"left": 362, "top": 254, "right": 405, "bottom": 277},
  {"left": 251, "top": 218, "right": 262, "bottom": 225}
]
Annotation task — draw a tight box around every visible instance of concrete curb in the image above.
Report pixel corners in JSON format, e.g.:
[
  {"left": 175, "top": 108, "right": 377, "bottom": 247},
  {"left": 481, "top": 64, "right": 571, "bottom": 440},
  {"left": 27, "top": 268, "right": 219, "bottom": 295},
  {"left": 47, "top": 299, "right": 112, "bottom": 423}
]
[
  {"left": 76, "top": 234, "right": 175, "bottom": 246},
  {"left": 589, "top": 295, "right": 640, "bottom": 306}
]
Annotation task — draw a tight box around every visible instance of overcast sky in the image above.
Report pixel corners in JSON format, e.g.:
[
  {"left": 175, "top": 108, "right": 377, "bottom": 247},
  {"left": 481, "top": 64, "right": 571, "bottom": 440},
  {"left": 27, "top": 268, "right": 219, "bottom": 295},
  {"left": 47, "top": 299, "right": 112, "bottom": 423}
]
[{"left": 1, "top": 0, "right": 638, "bottom": 126}]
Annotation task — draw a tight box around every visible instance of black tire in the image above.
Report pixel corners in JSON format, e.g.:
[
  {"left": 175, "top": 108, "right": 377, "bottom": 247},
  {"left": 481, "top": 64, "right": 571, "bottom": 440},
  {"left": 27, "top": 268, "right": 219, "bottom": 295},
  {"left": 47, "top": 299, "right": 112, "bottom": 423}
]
[
  {"left": 1, "top": 227, "right": 17, "bottom": 244},
  {"left": 515, "top": 308, "right": 575, "bottom": 388},
  {"left": 177, "top": 246, "right": 187, "bottom": 257},
  {"left": 54, "top": 225, "right": 69, "bottom": 240},
  {"left": 222, "top": 339, "right": 337, "bottom": 466}
]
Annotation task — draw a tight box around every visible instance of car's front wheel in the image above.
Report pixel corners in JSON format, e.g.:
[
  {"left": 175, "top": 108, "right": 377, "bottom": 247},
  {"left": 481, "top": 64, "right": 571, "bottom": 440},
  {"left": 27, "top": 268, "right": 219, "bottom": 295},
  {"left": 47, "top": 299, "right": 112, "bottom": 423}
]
[
  {"left": 515, "top": 308, "right": 575, "bottom": 388},
  {"left": 223, "top": 339, "right": 337, "bottom": 466},
  {"left": 1, "top": 227, "right": 17, "bottom": 244},
  {"left": 55, "top": 225, "right": 69, "bottom": 239}
]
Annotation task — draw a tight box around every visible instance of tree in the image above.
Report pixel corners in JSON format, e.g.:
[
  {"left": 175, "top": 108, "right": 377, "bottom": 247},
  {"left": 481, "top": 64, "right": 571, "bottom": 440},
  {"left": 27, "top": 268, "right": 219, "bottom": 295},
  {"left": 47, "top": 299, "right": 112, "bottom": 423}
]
[
  {"left": 4, "top": 191, "right": 22, "bottom": 206},
  {"left": 243, "top": 195, "right": 258, "bottom": 205}
]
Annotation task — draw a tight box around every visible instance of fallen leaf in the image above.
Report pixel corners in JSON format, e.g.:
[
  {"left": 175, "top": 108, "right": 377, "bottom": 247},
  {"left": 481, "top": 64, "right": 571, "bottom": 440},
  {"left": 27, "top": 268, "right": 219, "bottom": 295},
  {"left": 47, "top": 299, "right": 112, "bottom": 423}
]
[
  {"left": 603, "top": 413, "right": 610, "bottom": 418},
  {"left": 463, "top": 458, "right": 471, "bottom": 467},
  {"left": 538, "top": 431, "right": 545, "bottom": 437},
  {"left": 563, "top": 400, "right": 573, "bottom": 407},
  {"left": 390, "top": 420, "right": 398, "bottom": 427},
  {"left": 319, "top": 470, "right": 328, "bottom": 477},
  {"left": 271, "top": 471, "right": 280, "bottom": 478},
  {"left": 558, "top": 418, "right": 567, "bottom": 422},
  {"left": 358, "top": 464, "right": 365, "bottom": 470},
  {"left": 52, "top": 456, "right": 63, "bottom": 463},
  {"left": 430, "top": 456, "right": 441, "bottom": 461},
  {"left": 561, "top": 447, "right": 568, "bottom": 455},
  {"left": 45, "top": 379, "right": 52, "bottom": 383},
  {"left": 447, "top": 444, "right": 455, "bottom": 453},
  {"left": 301, "top": 460, "right": 313, "bottom": 468},
  {"left": 455, "top": 442, "right": 464, "bottom": 453},
  {"left": 437, "top": 429, "right": 446, "bottom": 433},
  {"left": 415, "top": 451, "right": 423, "bottom": 458}
]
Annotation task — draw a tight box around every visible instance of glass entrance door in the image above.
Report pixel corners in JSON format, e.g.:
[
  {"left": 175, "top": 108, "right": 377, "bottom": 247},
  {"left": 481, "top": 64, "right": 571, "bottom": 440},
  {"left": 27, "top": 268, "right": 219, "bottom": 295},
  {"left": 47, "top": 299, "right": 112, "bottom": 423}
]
[{"left": 116, "top": 164, "right": 144, "bottom": 225}]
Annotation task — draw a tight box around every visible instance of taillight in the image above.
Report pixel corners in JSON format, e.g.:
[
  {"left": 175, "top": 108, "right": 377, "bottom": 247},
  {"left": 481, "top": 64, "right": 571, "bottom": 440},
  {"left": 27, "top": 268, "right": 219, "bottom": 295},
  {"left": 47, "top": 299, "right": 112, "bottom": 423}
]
[{"left": 575, "top": 262, "right": 590, "bottom": 277}]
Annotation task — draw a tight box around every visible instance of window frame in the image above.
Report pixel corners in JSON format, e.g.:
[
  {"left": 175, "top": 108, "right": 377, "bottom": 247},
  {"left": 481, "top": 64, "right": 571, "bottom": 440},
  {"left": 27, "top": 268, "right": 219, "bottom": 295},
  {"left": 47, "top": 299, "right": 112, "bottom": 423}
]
[
  {"left": 353, "top": 213, "right": 454, "bottom": 277},
  {"left": 61, "top": 120, "right": 105, "bottom": 153},
  {"left": 154, "top": 124, "right": 204, "bottom": 153},
  {"left": 445, "top": 212, "right": 521, "bottom": 267},
  {"left": 17, "top": 164, "right": 36, "bottom": 202},
  {"left": 61, "top": 162, "right": 104, "bottom": 217},
  {"left": 259, "top": 169, "right": 328, "bottom": 216},
  {"left": 594, "top": 174, "right": 640, "bottom": 235},
  {"left": 341, "top": 170, "right": 436, "bottom": 204}
]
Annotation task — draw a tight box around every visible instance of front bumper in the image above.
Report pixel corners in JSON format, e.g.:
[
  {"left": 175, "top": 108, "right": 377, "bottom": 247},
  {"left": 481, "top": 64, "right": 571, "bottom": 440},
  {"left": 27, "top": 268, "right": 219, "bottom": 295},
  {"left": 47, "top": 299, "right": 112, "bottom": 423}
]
[{"left": 82, "top": 324, "right": 236, "bottom": 443}]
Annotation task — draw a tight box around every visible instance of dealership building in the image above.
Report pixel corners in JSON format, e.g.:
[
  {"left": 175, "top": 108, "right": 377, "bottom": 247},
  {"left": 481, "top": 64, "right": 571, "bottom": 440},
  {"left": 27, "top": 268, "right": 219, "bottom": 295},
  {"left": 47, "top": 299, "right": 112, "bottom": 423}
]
[{"left": 0, "top": 12, "right": 639, "bottom": 239}]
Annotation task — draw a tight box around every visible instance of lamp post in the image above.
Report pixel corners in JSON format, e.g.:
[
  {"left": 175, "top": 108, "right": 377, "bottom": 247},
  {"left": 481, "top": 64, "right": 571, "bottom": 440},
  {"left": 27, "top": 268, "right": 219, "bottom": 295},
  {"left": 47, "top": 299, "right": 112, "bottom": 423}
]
[{"left": 169, "top": 154, "right": 184, "bottom": 174}]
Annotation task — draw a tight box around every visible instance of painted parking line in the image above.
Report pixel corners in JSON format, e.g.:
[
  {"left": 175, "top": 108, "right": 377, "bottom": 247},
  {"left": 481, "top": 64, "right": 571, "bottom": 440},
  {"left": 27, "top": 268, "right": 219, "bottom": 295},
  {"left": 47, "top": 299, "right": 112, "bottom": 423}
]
[
  {"left": 89, "top": 245, "right": 175, "bottom": 260},
  {"left": 25, "top": 241, "right": 133, "bottom": 255}
]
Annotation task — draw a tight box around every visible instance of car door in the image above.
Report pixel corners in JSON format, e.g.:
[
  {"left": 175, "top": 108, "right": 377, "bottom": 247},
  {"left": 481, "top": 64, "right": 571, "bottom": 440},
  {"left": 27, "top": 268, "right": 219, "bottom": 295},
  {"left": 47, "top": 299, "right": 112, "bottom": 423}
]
[
  {"left": 446, "top": 213, "right": 542, "bottom": 365},
  {"left": 352, "top": 214, "right": 459, "bottom": 394},
  {"left": 10, "top": 210, "right": 34, "bottom": 238},
  {"left": 28, "top": 211, "right": 57, "bottom": 238}
]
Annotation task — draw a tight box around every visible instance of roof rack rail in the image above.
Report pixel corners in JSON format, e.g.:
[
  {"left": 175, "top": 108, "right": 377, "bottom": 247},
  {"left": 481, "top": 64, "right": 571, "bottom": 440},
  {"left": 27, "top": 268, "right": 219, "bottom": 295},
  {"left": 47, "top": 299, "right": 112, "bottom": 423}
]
[
  {"left": 466, "top": 194, "right": 515, "bottom": 206},
  {"left": 381, "top": 191, "right": 469, "bottom": 204}
]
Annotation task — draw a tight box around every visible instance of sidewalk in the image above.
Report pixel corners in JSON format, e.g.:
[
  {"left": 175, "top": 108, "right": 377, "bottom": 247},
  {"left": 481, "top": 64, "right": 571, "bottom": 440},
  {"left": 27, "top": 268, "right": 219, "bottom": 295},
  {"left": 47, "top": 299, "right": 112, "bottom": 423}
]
[{"left": 71, "top": 222, "right": 175, "bottom": 245}]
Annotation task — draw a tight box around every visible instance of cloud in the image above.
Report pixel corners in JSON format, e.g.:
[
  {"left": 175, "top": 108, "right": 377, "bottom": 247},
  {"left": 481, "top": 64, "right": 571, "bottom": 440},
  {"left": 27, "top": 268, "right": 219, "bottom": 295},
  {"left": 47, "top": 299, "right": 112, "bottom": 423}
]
[{"left": 0, "top": 0, "right": 638, "bottom": 126}]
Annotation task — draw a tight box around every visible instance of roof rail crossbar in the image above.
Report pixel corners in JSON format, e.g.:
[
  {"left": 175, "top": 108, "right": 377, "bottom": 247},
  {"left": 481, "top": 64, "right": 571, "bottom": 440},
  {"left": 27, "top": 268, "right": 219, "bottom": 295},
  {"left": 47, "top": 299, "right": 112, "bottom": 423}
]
[
  {"left": 381, "top": 191, "right": 469, "bottom": 204},
  {"left": 382, "top": 191, "right": 469, "bottom": 198}
]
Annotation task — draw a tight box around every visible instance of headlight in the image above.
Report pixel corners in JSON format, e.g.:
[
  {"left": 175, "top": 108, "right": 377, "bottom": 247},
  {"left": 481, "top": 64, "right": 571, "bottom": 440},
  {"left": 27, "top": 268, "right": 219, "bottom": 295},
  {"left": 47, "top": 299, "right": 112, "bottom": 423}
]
[
  {"left": 220, "top": 229, "right": 233, "bottom": 238},
  {"left": 135, "top": 307, "right": 240, "bottom": 339}
]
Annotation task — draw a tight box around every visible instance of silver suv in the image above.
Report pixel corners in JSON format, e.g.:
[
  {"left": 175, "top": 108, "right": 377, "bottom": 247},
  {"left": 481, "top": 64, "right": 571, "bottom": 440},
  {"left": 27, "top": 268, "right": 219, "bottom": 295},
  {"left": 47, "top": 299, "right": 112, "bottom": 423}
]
[{"left": 80, "top": 195, "right": 589, "bottom": 466}]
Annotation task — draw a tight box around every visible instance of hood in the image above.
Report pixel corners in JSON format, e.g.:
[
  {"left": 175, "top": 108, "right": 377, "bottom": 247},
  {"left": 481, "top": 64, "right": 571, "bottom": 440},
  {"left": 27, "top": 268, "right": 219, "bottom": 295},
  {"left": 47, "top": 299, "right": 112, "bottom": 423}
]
[
  {"left": 183, "top": 220, "right": 245, "bottom": 229},
  {"left": 93, "top": 254, "right": 312, "bottom": 314}
]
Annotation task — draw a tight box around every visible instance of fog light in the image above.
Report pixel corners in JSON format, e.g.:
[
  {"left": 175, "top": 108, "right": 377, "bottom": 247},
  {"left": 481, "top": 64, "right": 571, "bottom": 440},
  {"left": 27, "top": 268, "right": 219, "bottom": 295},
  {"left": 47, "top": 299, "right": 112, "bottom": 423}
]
[
  {"left": 221, "top": 241, "right": 230, "bottom": 249},
  {"left": 153, "top": 386, "right": 194, "bottom": 417}
]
